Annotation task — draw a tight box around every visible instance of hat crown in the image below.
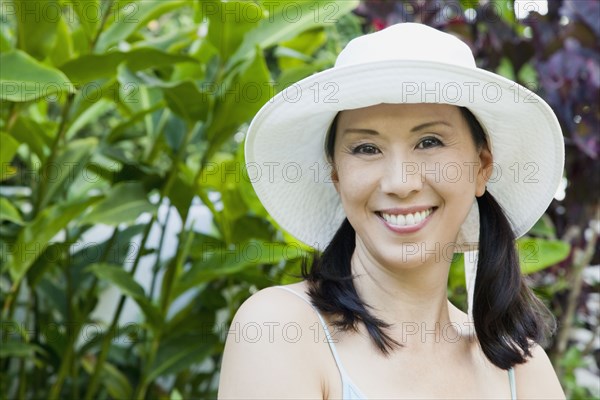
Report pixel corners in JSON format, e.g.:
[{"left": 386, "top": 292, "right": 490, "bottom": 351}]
[{"left": 335, "top": 23, "right": 476, "bottom": 69}]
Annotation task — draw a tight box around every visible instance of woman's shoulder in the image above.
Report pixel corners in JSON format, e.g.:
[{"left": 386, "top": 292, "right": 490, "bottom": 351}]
[
  {"left": 232, "top": 282, "right": 315, "bottom": 323},
  {"left": 513, "top": 344, "right": 566, "bottom": 399},
  {"left": 218, "top": 282, "right": 329, "bottom": 399}
]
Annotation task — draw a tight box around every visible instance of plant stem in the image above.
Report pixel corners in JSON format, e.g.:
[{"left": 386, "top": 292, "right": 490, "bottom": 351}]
[
  {"left": 49, "top": 232, "right": 79, "bottom": 399},
  {"left": 33, "top": 93, "right": 74, "bottom": 215},
  {"left": 17, "top": 359, "right": 26, "bottom": 399},
  {"left": 90, "top": 0, "right": 114, "bottom": 52}
]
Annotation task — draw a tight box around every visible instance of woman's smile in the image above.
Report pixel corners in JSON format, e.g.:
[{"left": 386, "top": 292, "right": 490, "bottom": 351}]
[{"left": 375, "top": 206, "right": 437, "bottom": 233}]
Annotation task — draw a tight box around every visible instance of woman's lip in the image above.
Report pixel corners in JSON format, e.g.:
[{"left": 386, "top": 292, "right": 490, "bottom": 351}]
[
  {"left": 376, "top": 207, "right": 436, "bottom": 234},
  {"left": 378, "top": 205, "right": 436, "bottom": 214}
]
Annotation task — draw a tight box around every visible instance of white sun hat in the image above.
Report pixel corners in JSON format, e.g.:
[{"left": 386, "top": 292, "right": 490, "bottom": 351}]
[{"left": 245, "top": 22, "right": 564, "bottom": 258}]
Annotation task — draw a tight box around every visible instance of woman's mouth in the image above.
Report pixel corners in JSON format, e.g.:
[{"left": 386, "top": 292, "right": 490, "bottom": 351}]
[{"left": 375, "top": 207, "right": 437, "bottom": 232}]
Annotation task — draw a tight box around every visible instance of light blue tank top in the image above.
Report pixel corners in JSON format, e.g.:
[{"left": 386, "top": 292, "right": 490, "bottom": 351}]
[{"left": 274, "top": 286, "right": 517, "bottom": 400}]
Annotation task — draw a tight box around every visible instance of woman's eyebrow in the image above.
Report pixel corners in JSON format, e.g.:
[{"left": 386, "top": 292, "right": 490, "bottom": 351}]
[
  {"left": 342, "top": 128, "right": 379, "bottom": 136},
  {"left": 410, "top": 121, "right": 452, "bottom": 132}
]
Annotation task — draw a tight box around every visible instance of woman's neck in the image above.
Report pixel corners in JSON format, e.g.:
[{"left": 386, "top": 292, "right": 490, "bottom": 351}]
[{"left": 350, "top": 240, "right": 458, "bottom": 346}]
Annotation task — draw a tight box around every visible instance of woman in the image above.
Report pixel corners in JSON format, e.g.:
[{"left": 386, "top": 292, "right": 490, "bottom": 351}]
[{"left": 218, "top": 23, "right": 566, "bottom": 399}]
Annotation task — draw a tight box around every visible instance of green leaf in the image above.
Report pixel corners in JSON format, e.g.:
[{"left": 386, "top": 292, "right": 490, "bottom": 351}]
[
  {"left": 37, "top": 277, "right": 68, "bottom": 318},
  {"left": 278, "top": 28, "right": 327, "bottom": 69},
  {"left": 8, "top": 196, "right": 101, "bottom": 285},
  {"left": 96, "top": 1, "right": 191, "bottom": 52},
  {"left": 79, "top": 181, "right": 157, "bottom": 226},
  {"left": 88, "top": 263, "right": 144, "bottom": 298},
  {"left": 71, "top": 0, "right": 101, "bottom": 44},
  {"left": 64, "top": 98, "right": 114, "bottom": 141},
  {"left": 168, "top": 170, "right": 195, "bottom": 222},
  {"left": 39, "top": 137, "right": 98, "bottom": 210},
  {"left": 116, "top": 64, "right": 208, "bottom": 122},
  {"left": 81, "top": 358, "right": 133, "bottom": 400},
  {"left": 227, "top": 0, "right": 359, "bottom": 69},
  {"left": 0, "top": 50, "right": 75, "bottom": 102},
  {"left": 206, "top": 0, "right": 263, "bottom": 60},
  {"left": 0, "top": 197, "right": 24, "bottom": 225},
  {"left": 163, "top": 81, "right": 210, "bottom": 122},
  {"left": 527, "top": 215, "right": 557, "bottom": 239},
  {"left": 170, "top": 389, "right": 184, "bottom": 400},
  {"left": 87, "top": 263, "right": 162, "bottom": 329},
  {"left": 145, "top": 334, "right": 217, "bottom": 383},
  {"left": 0, "top": 341, "right": 44, "bottom": 358},
  {"left": 8, "top": 115, "right": 54, "bottom": 161},
  {"left": 0, "top": 23, "right": 13, "bottom": 52},
  {"left": 174, "top": 240, "right": 287, "bottom": 298},
  {"left": 518, "top": 237, "right": 571, "bottom": 274},
  {"left": 59, "top": 49, "right": 196, "bottom": 83},
  {"left": 14, "top": 0, "right": 60, "bottom": 60},
  {"left": 203, "top": 47, "right": 272, "bottom": 162},
  {"left": 49, "top": 16, "right": 74, "bottom": 67}
]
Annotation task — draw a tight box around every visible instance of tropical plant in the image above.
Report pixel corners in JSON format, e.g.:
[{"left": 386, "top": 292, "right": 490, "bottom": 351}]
[{"left": 0, "top": 1, "right": 359, "bottom": 398}]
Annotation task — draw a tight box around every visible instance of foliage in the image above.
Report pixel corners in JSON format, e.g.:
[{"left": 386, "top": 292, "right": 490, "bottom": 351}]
[
  {"left": 0, "top": 0, "right": 359, "bottom": 398},
  {"left": 0, "top": 0, "right": 596, "bottom": 399}
]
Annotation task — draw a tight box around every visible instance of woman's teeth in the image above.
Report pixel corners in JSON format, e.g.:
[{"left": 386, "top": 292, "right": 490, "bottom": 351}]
[{"left": 380, "top": 208, "right": 433, "bottom": 227}]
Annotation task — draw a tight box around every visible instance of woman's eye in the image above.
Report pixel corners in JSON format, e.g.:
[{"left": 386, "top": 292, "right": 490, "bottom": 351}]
[
  {"left": 417, "top": 137, "right": 443, "bottom": 149},
  {"left": 352, "top": 144, "right": 380, "bottom": 154}
]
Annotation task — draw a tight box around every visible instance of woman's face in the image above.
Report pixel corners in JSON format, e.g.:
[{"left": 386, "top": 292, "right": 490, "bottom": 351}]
[{"left": 332, "top": 103, "right": 492, "bottom": 269}]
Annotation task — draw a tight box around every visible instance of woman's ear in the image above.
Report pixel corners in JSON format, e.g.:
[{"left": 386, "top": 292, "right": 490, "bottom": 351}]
[
  {"left": 330, "top": 163, "right": 339, "bottom": 193},
  {"left": 476, "top": 146, "right": 493, "bottom": 197}
]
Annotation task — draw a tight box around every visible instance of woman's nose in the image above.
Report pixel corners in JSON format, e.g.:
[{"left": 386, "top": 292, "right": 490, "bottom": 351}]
[{"left": 379, "top": 157, "right": 423, "bottom": 198}]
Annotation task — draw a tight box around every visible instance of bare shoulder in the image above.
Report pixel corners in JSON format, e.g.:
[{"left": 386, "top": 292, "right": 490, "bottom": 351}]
[
  {"left": 514, "top": 344, "right": 566, "bottom": 399},
  {"left": 218, "top": 283, "right": 326, "bottom": 399},
  {"left": 232, "top": 283, "right": 313, "bottom": 321}
]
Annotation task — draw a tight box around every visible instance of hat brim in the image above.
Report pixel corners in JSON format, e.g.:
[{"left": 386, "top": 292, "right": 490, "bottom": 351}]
[{"left": 245, "top": 60, "right": 564, "bottom": 252}]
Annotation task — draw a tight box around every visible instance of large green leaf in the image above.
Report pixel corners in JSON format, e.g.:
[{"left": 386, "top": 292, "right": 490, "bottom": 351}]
[
  {"left": 14, "top": 0, "right": 60, "bottom": 60},
  {"left": 59, "top": 49, "right": 196, "bottom": 83},
  {"left": 8, "top": 196, "right": 101, "bottom": 285},
  {"left": 226, "top": 0, "right": 359, "bottom": 69},
  {"left": 206, "top": 0, "right": 263, "bottom": 60},
  {"left": 87, "top": 263, "right": 162, "bottom": 330},
  {"left": 79, "top": 181, "right": 157, "bottom": 226},
  {"left": 518, "top": 237, "right": 571, "bottom": 274},
  {"left": 0, "top": 50, "right": 75, "bottom": 102}
]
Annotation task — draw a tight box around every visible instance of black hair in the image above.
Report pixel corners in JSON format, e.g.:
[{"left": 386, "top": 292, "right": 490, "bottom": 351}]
[{"left": 301, "top": 106, "right": 555, "bottom": 369}]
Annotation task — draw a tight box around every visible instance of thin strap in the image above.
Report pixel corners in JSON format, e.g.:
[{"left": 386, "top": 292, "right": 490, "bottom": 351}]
[
  {"left": 272, "top": 286, "right": 352, "bottom": 378},
  {"left": 508, "top": 367, "right": 517, "bottom": 400}
]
